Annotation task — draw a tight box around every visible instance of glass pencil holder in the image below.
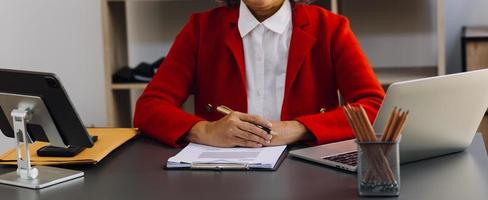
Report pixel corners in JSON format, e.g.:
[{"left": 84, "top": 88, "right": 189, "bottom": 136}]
[{"left": 356, "top": 140, "right": 400, "bottom": 197}]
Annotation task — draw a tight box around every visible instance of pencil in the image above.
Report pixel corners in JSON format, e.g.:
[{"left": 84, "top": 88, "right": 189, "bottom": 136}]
[{"left": 381, "top": 107, "right": 397, "bottom": 142}]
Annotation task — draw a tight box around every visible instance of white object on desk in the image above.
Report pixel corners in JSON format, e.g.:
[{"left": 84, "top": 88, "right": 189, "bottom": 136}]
[{"left": 166, "top": 143, "right": 287, "bottom": 170}]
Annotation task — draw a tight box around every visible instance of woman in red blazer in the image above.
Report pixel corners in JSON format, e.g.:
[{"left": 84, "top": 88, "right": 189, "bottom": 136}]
[{"left": 134, "top": 0, "right": 385, "bottom": 148}]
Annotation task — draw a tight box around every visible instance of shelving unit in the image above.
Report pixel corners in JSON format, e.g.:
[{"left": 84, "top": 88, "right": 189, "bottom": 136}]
[
  {"left": 101, "top": 0, "right": 213, "bottom": 127},
  {"left": 101, "top": 0, "right": 445, "bottom": 127},
  {"left": 112, "top": 83, "right": 148, "bottom": 90}
]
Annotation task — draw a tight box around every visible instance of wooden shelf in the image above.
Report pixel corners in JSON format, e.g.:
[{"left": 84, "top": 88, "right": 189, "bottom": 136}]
[
  {"left": 374, "top": 66, "right": 437, "bottom": 85},
  {"left": 112, "top": 83, "right": 148, "bottom": 90},
  {"left": 463, "top": 26, "right": 488, "bottom": 39}
]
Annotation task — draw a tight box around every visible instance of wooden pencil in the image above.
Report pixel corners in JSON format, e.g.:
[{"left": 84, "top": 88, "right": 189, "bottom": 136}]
[
  {"left": 358, "top": 106, "right": 377, "bottom": 141},
  {"left": 384, "top": 109, "right": 401, "bottom": 142},
  {"left": 381, "top": 107, "right": 397, "bottom": 142},
  {"left": 391, "top": 111, "right": 408, "bottom": 142},
  {"left": 344, "top": 107, "right": 360, "bottom": 140},
  {"left": 352, "top": 106, "right": 372, "bottom": 142}
]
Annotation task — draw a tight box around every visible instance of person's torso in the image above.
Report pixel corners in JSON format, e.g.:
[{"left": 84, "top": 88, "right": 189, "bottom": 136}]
[{"left": 190, "top": 4, "right": 344, "bottom": 121}]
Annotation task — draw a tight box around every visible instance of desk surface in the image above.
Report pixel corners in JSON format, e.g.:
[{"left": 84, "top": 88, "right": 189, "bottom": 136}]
[{"left": 0, "top": 134, "right": 487, "bottom": 200}]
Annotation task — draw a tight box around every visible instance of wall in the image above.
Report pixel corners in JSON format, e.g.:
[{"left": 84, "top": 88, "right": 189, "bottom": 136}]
[
  {"left": 0, "top": 0, "right": 105, "bottom": 154},
  {"left": 342, "top": 0, "right": 437, "bottom": 68}
]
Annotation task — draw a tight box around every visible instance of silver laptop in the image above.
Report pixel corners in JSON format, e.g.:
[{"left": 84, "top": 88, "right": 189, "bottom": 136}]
[{"left": 289, "top": 69, "right": 488, "bottom": 172}]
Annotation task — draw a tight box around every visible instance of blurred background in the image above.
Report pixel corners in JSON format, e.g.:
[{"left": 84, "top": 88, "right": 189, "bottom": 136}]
[{"left": 1, "top": 0, "right": 487, "bottom": 153}]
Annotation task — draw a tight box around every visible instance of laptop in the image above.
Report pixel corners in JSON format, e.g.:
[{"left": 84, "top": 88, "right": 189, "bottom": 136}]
[{"left": 289, "top": 69, "right": 488, "bottom": 172}]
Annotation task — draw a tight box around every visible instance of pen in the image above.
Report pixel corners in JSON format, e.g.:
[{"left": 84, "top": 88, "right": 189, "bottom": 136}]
[{"left": 208, "top": 104, "right": 275, "bottom": 135}]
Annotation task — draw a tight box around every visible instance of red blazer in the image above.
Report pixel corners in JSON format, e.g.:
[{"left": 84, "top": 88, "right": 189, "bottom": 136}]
[{"left": 134, "top": 3, "right": 385, "bottom": 147}]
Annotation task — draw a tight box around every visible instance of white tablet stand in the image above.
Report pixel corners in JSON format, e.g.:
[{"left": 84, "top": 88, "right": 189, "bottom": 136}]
[{"left": 0, "top": 106, "right": 84, "bottom": 189}]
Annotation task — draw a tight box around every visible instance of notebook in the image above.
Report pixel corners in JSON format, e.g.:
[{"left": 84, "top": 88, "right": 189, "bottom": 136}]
[{"left": 166, "top": 143, "right": 287, "bottom": 170}]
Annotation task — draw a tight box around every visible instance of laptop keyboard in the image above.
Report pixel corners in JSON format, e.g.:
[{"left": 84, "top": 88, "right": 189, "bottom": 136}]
[{"left": 322, "top": 151, "right": 358, "bottom": 166}]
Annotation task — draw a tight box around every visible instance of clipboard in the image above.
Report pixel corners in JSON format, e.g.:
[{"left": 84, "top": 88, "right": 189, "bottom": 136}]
[
  {"left": 164, "top": 148, "right": 288, "bottom": 171},
  {"left": 164, "top": 143, "right": 288, "bottom": 171}
]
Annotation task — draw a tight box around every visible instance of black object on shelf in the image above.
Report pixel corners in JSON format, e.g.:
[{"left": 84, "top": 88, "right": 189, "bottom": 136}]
[
  {"left": 133, "top": 62, "right": 153, "bottom": 82},
  {"left": 112, "top": 57, "right": 165, "bottom": 83},
  {"left": 112, "top": 66, "right": 137, "bottom": 83},
  {"left": 152, "top": 57, "right": 164, "bottom": 71}
]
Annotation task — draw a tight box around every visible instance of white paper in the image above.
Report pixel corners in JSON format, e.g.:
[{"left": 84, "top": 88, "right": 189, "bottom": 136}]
[{"left": 166, "top": 143, "right": 287, "bottom": 169}]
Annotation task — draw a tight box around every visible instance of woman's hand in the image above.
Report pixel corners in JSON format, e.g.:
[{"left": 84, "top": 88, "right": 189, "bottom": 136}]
[
  {"left": 187, "top": 112, "right": 273, "bottom": 148},
  {"left": 266, "top": 121, "right": 312, "bottom": 146}
]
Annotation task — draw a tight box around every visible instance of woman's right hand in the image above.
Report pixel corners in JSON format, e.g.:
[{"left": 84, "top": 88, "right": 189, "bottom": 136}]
[{"left": 187, "top": 112, "right": 273, "bottom": 148}]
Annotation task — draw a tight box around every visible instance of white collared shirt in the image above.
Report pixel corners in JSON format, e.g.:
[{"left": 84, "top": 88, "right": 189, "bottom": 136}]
[{"left": 238, "top": 0, "right": 292, "bottom": 121}]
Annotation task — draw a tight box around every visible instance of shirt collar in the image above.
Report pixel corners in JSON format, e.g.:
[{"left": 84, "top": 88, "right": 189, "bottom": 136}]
[{"left": 238, "top": 0, "right": 291, "bottom": 38}]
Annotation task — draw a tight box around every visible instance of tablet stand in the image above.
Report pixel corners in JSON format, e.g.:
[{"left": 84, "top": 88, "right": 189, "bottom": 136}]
[{"left": 0, "top": 108, "right": 84, "bottom": 189}]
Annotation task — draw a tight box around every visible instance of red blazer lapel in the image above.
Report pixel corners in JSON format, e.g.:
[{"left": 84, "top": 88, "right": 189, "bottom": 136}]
[
  {"left": 225, "top": 28, "right": 247, "bottom": 90},
  {"left": 283, "top": 5, "right": 317, "bottom": 117},
  {"left": 224, "top": 8, "right": 247, "bottom": 93}
]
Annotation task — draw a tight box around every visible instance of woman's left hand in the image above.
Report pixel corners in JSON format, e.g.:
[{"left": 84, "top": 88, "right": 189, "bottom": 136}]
[{"left": 266, "top": 121, "right": 312, "bottom": 146}]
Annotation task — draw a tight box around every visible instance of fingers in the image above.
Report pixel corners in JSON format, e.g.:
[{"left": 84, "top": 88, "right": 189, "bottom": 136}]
[
  {"left": 235, "top": 128, "right": 270, "bottom": 145},
  {"left": 239, "top": 122, "right": 272, "bottom": 140},
  {"left": 234, "top": 137, "right": 263, "bottom": 148},
  {"left": 219, "top": 112, "right": 273, "bottom": 148},
  {"left": 237, "top": 113, "right": 272, "bottom": 129}
]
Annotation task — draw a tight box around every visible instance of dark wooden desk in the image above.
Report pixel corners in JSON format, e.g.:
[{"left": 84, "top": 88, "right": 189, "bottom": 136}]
[{"left": 0, "top": 135, "right": 487, "bottom": 200}]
